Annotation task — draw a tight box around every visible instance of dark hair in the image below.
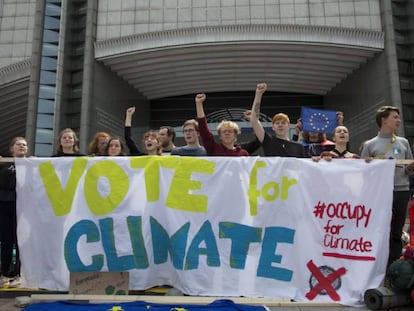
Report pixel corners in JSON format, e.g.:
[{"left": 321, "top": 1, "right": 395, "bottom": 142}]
[
  {"left": 375, "top": 106, "right": 400, "bottom": 128},
  {"left": 160, "top": 126, "right": 176, "bottom": 142},
  {"left": 105, "top": 136, "right": 126, "bottom": 156},
  {"left": 302, "top": 132, "right": 327, "bottom": 144}
]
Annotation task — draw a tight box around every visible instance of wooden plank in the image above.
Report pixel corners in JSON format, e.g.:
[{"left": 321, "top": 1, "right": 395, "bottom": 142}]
[
  {"left": 0, "top": 157, "right": 15, "bottom": 163},
  {"left": 29, "top": 294, "right": 340, "bottom": 307}
]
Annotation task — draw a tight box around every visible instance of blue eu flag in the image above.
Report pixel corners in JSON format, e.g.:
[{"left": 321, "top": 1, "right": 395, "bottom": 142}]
[{"left": 301, "top": 107, "right": 337, "bottom": 134}]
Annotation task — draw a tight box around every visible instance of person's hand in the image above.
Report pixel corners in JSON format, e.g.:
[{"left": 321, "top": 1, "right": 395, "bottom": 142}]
[
  {"left": 405, "top": 161, "right": 414, "bottom": 174},
  {"left": 319, "top": 151, "right": 336, "bottom": 161},
  {"left": 312, "top": 156, "right": 321, "bottom": 162},
  {"left": 337, "top": 111, "right": 344, "bottom": 125},
  {"left": 407, "top": 161, "right": 414, "bottom": 170},
  {"left": 126, "top": 106, "right": 135, "bottom": 115},
  {"left": 294, "top": 118, "right": 302, "bottom": 135},
  {"left": 256, "top": 83, "right": 267, "bottom": 94},
  {"left": 195, "top": 93, "right": 206, "bottom": 104},
  {"left": 365, "top": 156, "right": 374, "bottom": 163},
  {"left": 243, "top": 110, "right": 252, "bottom": 121}
]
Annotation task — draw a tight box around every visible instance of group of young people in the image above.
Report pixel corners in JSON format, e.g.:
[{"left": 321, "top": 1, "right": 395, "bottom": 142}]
[{"left": 1, "top": 82, "right": 413, "bottom": 288}]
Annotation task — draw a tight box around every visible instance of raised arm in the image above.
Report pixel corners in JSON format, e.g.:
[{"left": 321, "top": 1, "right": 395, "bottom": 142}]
[
  {"left": 124, "top": 106, "right": 144, "bottom": 155},
  {"left": 292, "top": 118, "right": 302, "bottom": 142},
  {"left": 337, "top": 111, "right": 344, "bottom": 126},
  {"left": 250, "top": 83, "right": 267, "bottom": 143},
  {"left": 195, "top": 93, "right": 206, "bottom": 118},
  {"left": 125, "top": 106, "right": 135, "bottom": 127}
]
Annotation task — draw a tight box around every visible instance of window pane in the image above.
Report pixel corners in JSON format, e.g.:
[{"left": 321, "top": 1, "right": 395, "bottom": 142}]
[
  {"left": 39, "top": 85, "right": 56, "bottom": 99},
  {"left": 41, "top": 56, "right": 57, "bottom": 70},
  {"left": 40, "top": 70, "right": 56, "bottom": 85},
  {"left": 42, "top": 43, "right": 58, "bottom": 57},
  {"left": 38, "top": 99, "right": 55, "bottom": 113},
  {"left": 35, "top": 128, "right": 54, "bottom": 143},
  {"left": 43, "top": 29, "right": 59, "bottom": 43},
  {"left": 35, "top": 143, "right": 53, "bottom": 157},
  {"left": 45, "top": 3, "right": 61, "bottom": 17},
  {"left": 44, "top": 16, "right": 60, "bottom": 30},
  {"left": 36, "top": 113, "right": 54, "bottom": 128}
]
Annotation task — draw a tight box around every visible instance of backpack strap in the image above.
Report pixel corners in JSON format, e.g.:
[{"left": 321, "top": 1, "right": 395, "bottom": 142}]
[{"left": 375, "top": 134, "right": 396, "bottom": 159}]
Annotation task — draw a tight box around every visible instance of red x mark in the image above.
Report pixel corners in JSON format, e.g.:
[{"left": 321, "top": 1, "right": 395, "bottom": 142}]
[{"left": 305, "top": 260, "right": 346, "bottom": 301}]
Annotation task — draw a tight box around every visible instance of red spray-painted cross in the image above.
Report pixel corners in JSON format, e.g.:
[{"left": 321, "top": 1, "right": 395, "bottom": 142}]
[{"left": 305, "top": 260, "right": 346, "bottom": 301}]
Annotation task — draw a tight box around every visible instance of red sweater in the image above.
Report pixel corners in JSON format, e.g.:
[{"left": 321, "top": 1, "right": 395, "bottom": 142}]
[{"left": 197, "top": 117, "right": 249, "bottom": 156}]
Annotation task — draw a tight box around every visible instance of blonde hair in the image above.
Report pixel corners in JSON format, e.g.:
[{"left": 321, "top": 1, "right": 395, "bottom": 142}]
[
  {"left": 217, "top": 120, "right": 239, "bottom": 135},
  {"left": 272, "top": 113, "right": 290, "bottom": 124},
  {"left": 183, "top": 119, "right": 199, "bottom": 131},
  {"left": 57, "top": 128, "right": 79, "bottom": 153},
  {"left": 143, "top": 131, "right": 162, "bottom": 155},
  {"left": 9, "top": 137, "right": 28, "bottom": 156}
]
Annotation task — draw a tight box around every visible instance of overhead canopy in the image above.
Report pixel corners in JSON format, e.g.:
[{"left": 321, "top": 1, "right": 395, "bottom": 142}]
[
  {"left": 95, "top": 24, "right": 384, "bottom": 100},
  {"left": 0, "top": 59, "right": 31, "bottom": 156}
]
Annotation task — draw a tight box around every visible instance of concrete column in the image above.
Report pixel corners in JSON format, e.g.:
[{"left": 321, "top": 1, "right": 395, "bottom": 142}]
[{"left": 380, "top": 0, "right": 404, "bottom": 132}]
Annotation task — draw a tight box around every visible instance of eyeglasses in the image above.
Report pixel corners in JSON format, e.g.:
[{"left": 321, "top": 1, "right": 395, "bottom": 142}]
[{"left": 220, "top": 130, "right": 235, "bottom": 135}]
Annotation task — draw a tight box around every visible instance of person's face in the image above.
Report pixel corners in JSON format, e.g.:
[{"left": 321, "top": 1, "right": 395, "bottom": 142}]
[
  {"left": 60, "top": 132, "right": 75, "bottom": 149},
  {"left": 382, "top": 111, "right": 401, "bottom": 132},
  {"left": 333, "top": 126, "right": 349, "bottom": 143},
  {"left": 108, "top": 139, "right": 122, "bottom": 156},
  {"left": 158, "top": 128, "right": 171, "bottom": 147},
  {"left": 98, "top": 137, "right": 109, "bottom": 154},
  {"left": 218, "top": 127, "right": 236, "bottom": 146},
  {"left": 272, "top": 120, "right": 289, "bottom": 137},
  {"left": 183, "top": 125, "right": 199, "bottom": 144},
  {"left": 308, "top": 132, "right": 320, "bottom": 142},
  {"left": 11, "top": 139, "right": 28, "bottom": 158},
  {"left": 144, "top": 134, "right": 160, "bottom": 153}
]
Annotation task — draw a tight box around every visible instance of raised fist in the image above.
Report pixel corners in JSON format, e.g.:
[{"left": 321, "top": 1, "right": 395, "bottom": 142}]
[
  {"left": 126, "top": 107, "right": 135, "bottom": 115},
  {"left": 256, "top": 83, "right": 267, "bottom": 94},
  {"left": 195, "top": 93, "right": 206, "bottom": 103}
]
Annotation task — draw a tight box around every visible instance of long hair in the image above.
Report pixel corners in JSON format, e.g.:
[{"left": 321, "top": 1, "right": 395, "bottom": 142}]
[
  {"left": 88, "top": 132, "right": 110, "bottom": 155},
  {"left": 105, "top": 136, "right": 126, "bottom": 156},
  {"left": 57, "top": 128, "right": 79, "bottom": 153}
]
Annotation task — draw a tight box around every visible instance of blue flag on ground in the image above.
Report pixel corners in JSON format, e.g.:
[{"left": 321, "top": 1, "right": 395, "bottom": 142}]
[{"left": 301, "top": 107, "right": 337, "bottom": 134}]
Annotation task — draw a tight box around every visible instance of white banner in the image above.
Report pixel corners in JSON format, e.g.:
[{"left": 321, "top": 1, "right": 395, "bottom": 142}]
[{"left": 16, "top": 156, "right": 394, "bottom": 306}]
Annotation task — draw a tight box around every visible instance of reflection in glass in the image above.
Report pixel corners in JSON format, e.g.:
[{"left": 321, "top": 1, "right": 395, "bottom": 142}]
[
  {"left": 40, "top": 57, "right": 57, "bottom": 70},
  {"left": 45, "top": 3, "right": 61, "bottom": 17},
  {"left": 36, "top": 114, "right": 54, "bottom": 128},
  {"left": 40, "top": 70, "right": 57, "bottom": 85},
  {"left": 39, "top": 85, "right": 56, "bottom": 99},
  {"left": 35, "top": 128, "right": 54, "bottom": 143},
  {"left": 44, "top": 16, "right": 60, "bottom": 30},
  {"left": 42, "top": 43, "right": 58, "bottom": 57},
  {"left": 35, "top": 143, "right": 53, "bottom": 157},
  {"left": 38, "top": 99, "right": 55, "bottom": 113},
  {"left": 43, "top": 29, "right": 59, "bottom": 43}
]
